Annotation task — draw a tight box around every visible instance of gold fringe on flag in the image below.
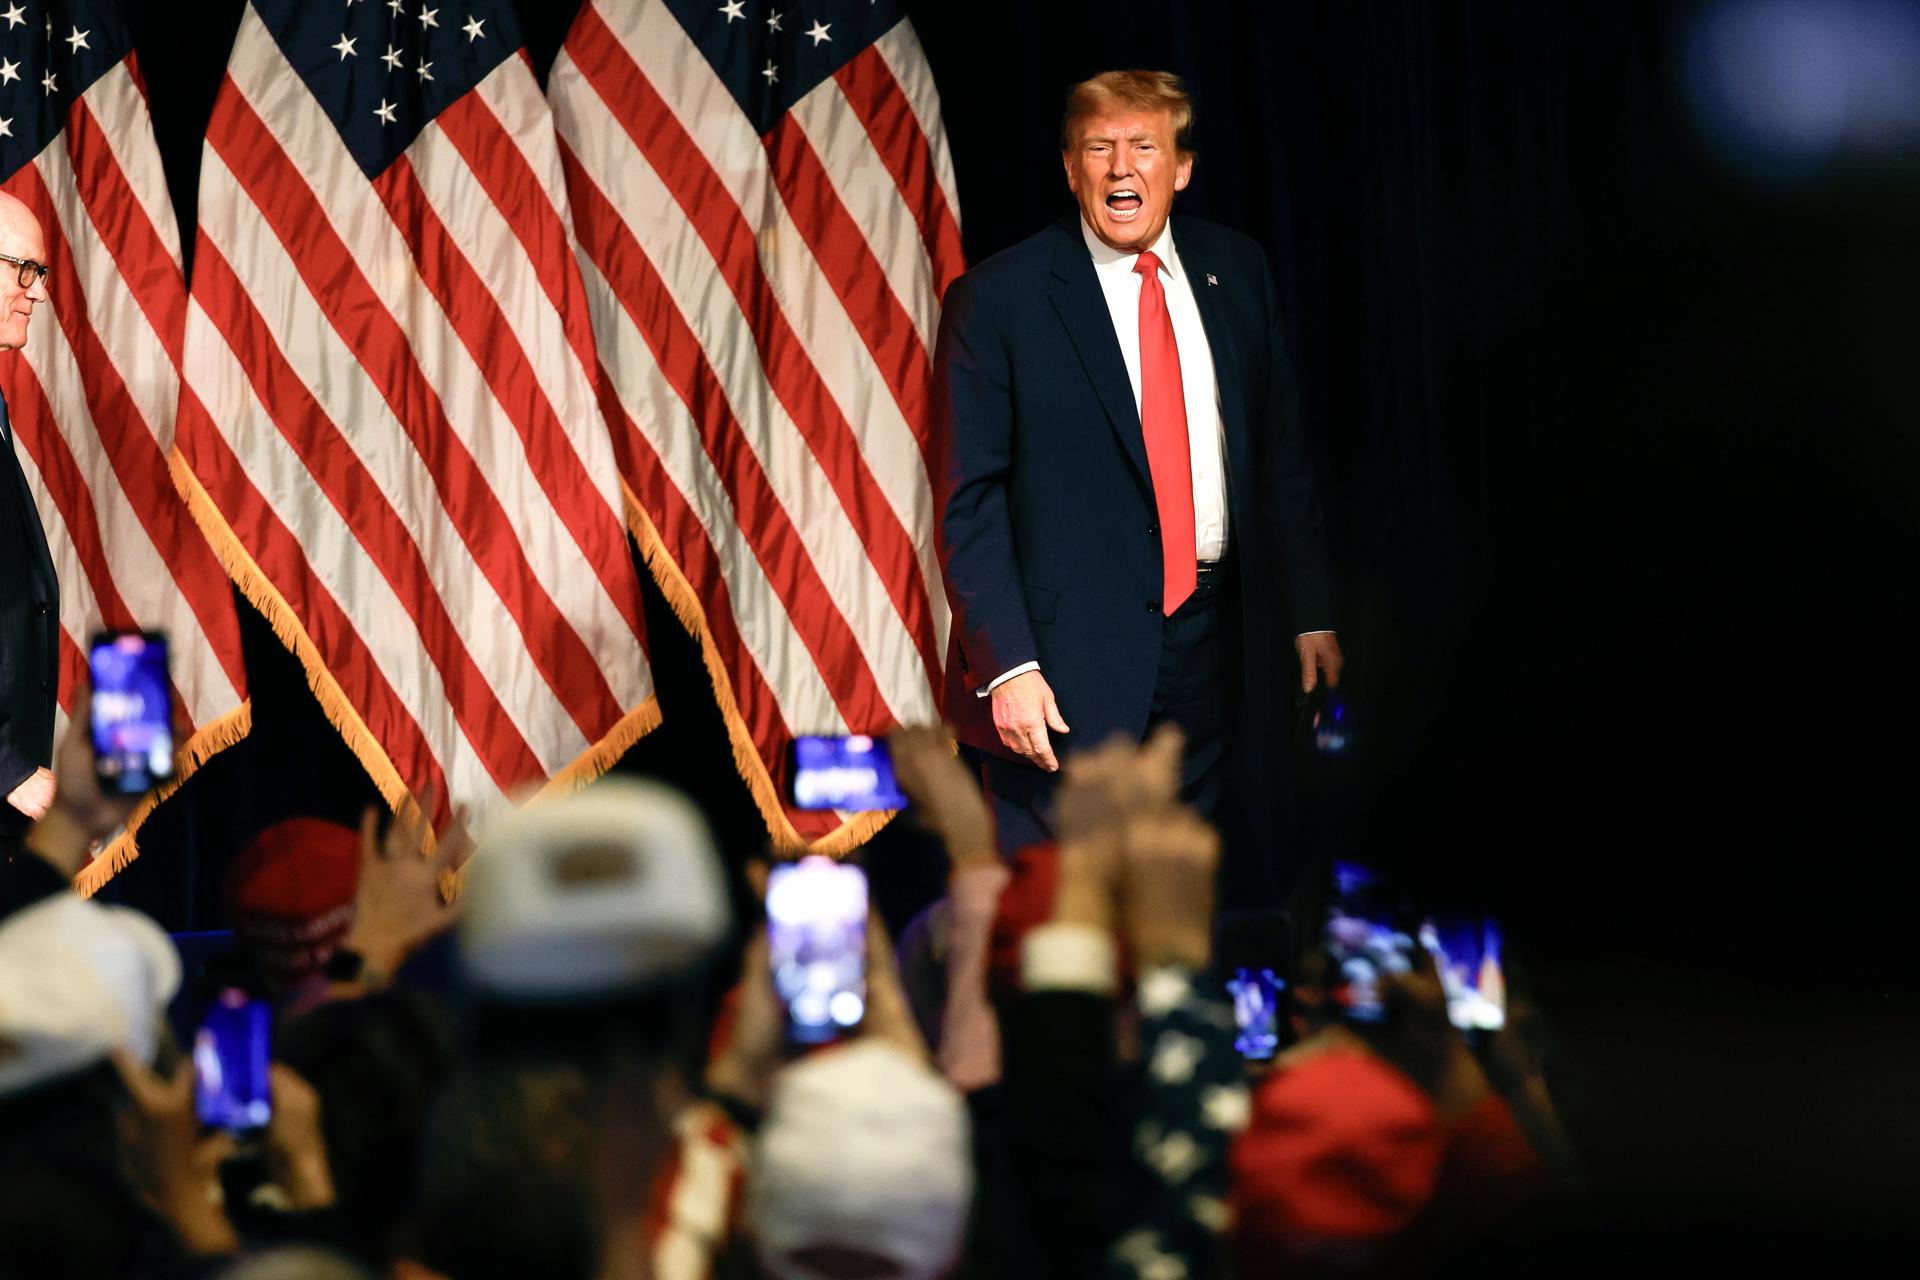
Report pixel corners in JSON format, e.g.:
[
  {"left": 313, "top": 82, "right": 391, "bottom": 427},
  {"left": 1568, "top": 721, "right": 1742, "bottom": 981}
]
[
  {"left": 620, "top": 484, "right": 897, "bottom": 858},
  {"left": 163, "top": 449, "right": 666, "bottom": 870},
  {"left": 71, "top": 699, "right": 254, "bottom": 898}
]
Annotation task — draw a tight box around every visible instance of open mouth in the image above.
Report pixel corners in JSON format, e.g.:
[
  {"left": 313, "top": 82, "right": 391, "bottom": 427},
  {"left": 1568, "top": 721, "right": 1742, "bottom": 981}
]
[{"left": 1104, "top": 188, "right": 1143, "bottom": 220}]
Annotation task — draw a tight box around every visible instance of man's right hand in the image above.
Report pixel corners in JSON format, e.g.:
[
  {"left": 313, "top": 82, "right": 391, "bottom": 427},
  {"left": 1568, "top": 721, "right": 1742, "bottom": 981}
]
[
  {"left": 990, "top": 670, "right": 1069, "bottom": 771},
  {"left": 5, "top": 767, "right": 55, "bottom": 820}
]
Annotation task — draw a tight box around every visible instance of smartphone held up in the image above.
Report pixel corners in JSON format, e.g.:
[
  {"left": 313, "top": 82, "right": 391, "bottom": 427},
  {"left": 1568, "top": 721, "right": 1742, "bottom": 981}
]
[
  {"left": 789, "top": 734, "right": 905, "bottom": 811},
  {"left": 193, "top": 987, "right": 271, "bottom": 1131},
  {"left": 1323, "top": 860, "right": 1507, "bottom": 1036},
  {"left": 88, "top": 629, "right": 174, "bottom": 795},
  {"left": 766, "top": 856, "right": 869, "bottom": 1044}
]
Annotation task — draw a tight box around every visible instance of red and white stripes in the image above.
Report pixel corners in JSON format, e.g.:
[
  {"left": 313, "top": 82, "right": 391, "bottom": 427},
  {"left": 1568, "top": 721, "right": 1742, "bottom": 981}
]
[
  {"left": 176, "top": 6, "right": 656, "bottom": 824},
  {"left": 551, "top": 0, "right": 963, "bottom": 849},
  {"left": 1, "top": 55, "right": 248, "bottom": 891}
]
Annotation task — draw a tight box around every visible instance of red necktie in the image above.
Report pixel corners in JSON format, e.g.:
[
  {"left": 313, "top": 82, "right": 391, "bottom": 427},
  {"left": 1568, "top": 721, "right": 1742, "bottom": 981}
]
[{"left": 1134, "top": 250, "right": 1196, "bottom": 614}]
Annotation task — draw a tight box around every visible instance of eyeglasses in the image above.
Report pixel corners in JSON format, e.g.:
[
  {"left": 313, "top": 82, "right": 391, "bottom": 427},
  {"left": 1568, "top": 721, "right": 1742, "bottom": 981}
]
[{"left": 0, "top": 253, "right": 48, "bottom": 289}]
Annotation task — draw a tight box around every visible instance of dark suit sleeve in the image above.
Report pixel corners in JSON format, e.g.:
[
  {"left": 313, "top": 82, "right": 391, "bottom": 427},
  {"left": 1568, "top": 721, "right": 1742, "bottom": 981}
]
[
  {"left": 1256, "top": 247, "right": 1335, "bottom": 632},
  {"left": 935, "top": 274, "right": 1038, "bottom": 692},
  {"left": 0, "top": 560, "right": 36, "bottom": 797},
  {"left": 0, "top": 734, "right": 31, "bottom": 801}
]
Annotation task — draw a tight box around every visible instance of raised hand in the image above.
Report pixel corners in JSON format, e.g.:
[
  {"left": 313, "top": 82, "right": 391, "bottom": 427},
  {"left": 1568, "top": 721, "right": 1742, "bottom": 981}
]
[{"left": 889, "top": 723, "right": 997, "bottom": 873}]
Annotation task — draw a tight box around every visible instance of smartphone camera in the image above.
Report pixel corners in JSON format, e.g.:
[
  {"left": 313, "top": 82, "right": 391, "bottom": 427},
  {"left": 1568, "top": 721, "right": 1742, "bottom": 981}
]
[
  {"left": 1297, "top": 685, "right": 1351, "bottom": 756},
  {"left": 193, "top": 988, "right": 271, "bottom": 1131},
  {"left": 1215, "top": 910, "right": 1291, "bottom": 1060},
  {"left": 766, "top": 857, "right": 868, "bottom": 1044},
  {"left": 1322, "top": 861, "right": 1507, "bottom": 1035},
  {"left": 1420, "top": 915, "right": 1506, "bottom": 1035},
  {"left": 88, "top": 630, "right": 174, "bottom": 795},
  {"left": 789, "top": 735, "right": 906, "bottom": 811},
  {"left": 1227, "top": 967, "right": 1285, "bottom": 1059}
]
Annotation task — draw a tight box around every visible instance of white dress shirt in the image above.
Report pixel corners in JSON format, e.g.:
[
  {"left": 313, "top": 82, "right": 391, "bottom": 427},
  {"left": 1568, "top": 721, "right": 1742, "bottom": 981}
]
[
  {"left": 1081, "top": 216, "right": 1232, "bottom": 562},
  {"left": 983, "top": 216, "right": 1326, "bottom": 696}
]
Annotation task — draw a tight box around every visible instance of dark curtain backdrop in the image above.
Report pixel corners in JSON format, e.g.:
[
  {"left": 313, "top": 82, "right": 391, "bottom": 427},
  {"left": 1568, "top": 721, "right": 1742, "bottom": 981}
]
[{"left": 88, "top": 0, "right": 1917, "bottom": 1256}]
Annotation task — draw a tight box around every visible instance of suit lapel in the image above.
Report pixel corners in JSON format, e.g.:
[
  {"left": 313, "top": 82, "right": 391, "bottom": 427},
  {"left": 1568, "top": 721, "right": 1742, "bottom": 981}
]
[
  {"left": 1177, "top": 220, "right": 1256, "bottom": 503},
  {"left": 1046, "top": 219, "right": 1152, "bottom": 490},
  {"left": 0, "top": 390, "right": 56, "bottom": 594}
]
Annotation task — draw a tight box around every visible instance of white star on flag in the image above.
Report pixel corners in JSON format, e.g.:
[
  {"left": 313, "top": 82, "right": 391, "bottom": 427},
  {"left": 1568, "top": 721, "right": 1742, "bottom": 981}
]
[
  {"left": 0, "top": 5, "right": 21, "bottom": 31},
  {"left": 547, "top": 0, "right": 964, "bottom": 851},
  {"left": 416, "top": 60, "right": 432, "bottom": 81},
  {"left": 419, "top": 5, "right": 438, "bottom": 28},
  {"left": 463, "top": 16, "right": 485, "bottom": 41},
  {"left": 333, "top": 35, "right": 357, "bottom": 59},
  {"left": 0, "top": 59, "right": 17, "bottom": 84},
  {"left": 767, "top": 9, "right": 783, "bottom": 31},
  {"left": 374, "top": 97, "right": 396, "bottom": 123},
  {"left": 388, "top": 0, "right": 404, "bottom": 16},
  {"left": 0, "top": 118, "right": 11, "bottom": 138},
  {"left": 382, "top": 44, "right": 402, "bottom": 70},
  {"left": 806, "top": 20, "right": 831, "bottom": 45},
  {"left": 40, "top": 70, "right": 56, "bottom": 95},
  {"left": 65, "top": 25, "right": 89, "bottom": 52}
]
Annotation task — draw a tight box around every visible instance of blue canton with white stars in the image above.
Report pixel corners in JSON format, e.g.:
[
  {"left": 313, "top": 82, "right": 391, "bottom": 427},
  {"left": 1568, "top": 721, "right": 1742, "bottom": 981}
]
[
  {"left": 252, "top": 0, "right": 519, "bottom": 181},
  {"left": 663, "top": 0, "right": 905, "bottom": 136},
  {"left": 0, "top": 0, "right": 134, "bottom": 183}
]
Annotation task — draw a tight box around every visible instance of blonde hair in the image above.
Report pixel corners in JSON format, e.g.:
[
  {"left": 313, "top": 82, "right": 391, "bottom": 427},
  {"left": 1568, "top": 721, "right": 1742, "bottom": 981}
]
[{"left": 1059, "top": 70, "right": 1197, "bottom": 154}]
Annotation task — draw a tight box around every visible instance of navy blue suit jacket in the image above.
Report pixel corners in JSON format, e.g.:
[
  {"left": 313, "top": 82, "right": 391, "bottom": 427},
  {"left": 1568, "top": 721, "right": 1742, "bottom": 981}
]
[
  {"left": 935, "top": 214, "right": 1332, "bottom": 761},
  {"left": 0, "top": 392, "right": 59, "bottom": 808}
]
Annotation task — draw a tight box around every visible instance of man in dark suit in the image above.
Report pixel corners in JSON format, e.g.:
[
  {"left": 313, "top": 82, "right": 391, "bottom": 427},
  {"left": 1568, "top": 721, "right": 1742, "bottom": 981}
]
[
  {"left": 936, "top": 70, "right": 1341, "bottom": 858},
  {"left": 0, "top": 191, "right": 59, "bottom": 842}
]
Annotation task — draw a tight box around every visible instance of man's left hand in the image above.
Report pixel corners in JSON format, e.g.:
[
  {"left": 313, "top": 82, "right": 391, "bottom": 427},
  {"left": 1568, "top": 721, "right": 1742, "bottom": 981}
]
[
  {"left": 5, "top": 767, "right": 54, "bottom": 820},
  {"left": 1296, "top": 631, "right": 1344, "bottom": 693}
]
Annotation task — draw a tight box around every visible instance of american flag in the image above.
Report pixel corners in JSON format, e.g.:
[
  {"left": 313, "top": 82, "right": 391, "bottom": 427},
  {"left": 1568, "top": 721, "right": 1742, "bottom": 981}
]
[
  {"left": 0, "top": 0, "right": 248, "bottom": 893},
  {"left": 550, "top": 0, "right": 962, "bottom": 851},
  {"left": 175, "top": 0, "right": 658, "bottom": 825}
]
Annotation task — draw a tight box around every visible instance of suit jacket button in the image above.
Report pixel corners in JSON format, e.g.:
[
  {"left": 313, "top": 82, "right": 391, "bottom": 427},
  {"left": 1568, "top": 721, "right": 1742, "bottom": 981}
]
[{"left": 1146, "top": 600, "right": 1160, "bottom": 614}]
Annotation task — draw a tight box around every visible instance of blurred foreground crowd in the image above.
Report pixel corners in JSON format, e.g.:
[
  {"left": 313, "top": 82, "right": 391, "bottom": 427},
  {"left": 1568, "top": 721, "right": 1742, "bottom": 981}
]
[{"left": 0, "top": 707, "right": 1583, "bottom": 1280}]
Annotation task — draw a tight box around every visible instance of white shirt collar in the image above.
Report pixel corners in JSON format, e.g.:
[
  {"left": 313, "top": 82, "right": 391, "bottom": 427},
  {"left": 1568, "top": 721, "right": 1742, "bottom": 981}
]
[{"left": 1078, "top": 214, "right": 1184, "bottom": 284}]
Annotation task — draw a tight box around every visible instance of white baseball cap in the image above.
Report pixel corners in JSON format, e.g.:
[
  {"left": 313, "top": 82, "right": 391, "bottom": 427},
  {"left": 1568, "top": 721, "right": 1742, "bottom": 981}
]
[
  {"left": 749, "top": 1040, "right": 974, "bottom": 1280},
  {"left": 458, "top": 779, "right": 730, "bottom": 1000},
  {"left": 0, "top": 893, "right": 181, "bottom": 1095}
]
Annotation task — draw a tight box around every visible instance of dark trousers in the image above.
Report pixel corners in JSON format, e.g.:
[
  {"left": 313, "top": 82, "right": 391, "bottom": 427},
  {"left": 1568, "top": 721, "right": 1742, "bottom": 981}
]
[{"left": 977, "top": 562, "right": 1242, "bottom": 855}]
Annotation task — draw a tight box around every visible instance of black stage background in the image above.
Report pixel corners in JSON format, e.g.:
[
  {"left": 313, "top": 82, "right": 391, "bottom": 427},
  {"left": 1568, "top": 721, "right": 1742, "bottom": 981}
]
[{"left": 86, "top": 0, "right": 1919, "bottom": 1260}]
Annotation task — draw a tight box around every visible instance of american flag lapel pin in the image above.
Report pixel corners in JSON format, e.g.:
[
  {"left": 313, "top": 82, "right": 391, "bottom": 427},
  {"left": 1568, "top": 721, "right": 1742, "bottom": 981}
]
[{"left": 1206, "top": 273, "right": 1219, "bottom": 286}]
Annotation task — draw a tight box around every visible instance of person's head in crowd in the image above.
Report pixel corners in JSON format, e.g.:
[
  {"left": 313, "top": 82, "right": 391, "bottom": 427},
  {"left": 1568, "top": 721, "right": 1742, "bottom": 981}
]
[
  {"left": 273, "top": 989, "right": 455, "bottom": 1264},
  {"left": 224, "top": 816, "right": 362, "bottom": 996},
  {"left": 0, "top": 1066, "right": 164, "bottom": 1280},
  {"left": 457, "top": 777, "right": 730, "bottom": 1068},
  {"left": 0, "top": 890, "right": 180, "bottom": 1095},
  {"left": 1231, "top": 1045, "right": 1445, "bottom": 1275},
  {"left": 0, "top": 872, "right": 188, "bottom": 1278},
  {"left": 703, "top": 862, "right": 975, "bottom": 1280},
  {"left": 406, "top": 1065, "right": 599, "bottom": 1280},
  {"left": 421, "top": 779, "right": 733, "bottom": 1278},
  {"left": 747, "top": 1039, "right": 974, "bottom": 1280}
]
